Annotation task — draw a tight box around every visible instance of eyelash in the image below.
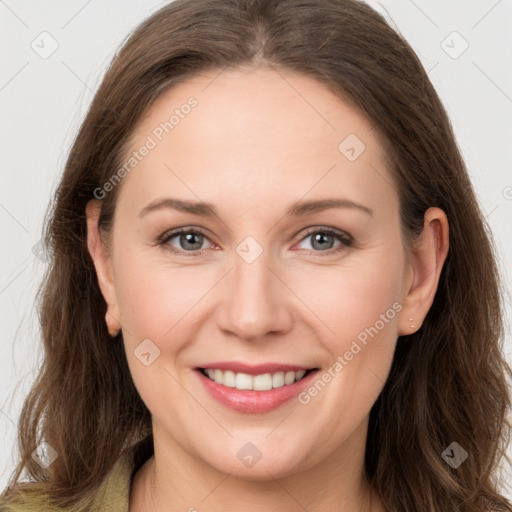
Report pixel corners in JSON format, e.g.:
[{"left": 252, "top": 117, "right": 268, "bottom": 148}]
[{"left": 157, "top": 226, "right": 353, "bottom": 258}]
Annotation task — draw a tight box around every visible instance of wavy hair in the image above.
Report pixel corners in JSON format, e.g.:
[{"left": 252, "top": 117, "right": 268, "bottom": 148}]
[{"left": 1, "top": 0, "right": 511, "bottom": 510}]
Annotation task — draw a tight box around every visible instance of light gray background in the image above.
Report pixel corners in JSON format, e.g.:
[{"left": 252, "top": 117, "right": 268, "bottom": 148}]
[{"left": 1, "top": 0, "right": 511, "bottom": 499}]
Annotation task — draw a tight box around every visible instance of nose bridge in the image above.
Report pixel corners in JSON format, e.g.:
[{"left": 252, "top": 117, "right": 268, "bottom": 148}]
[{"left": 216, "top": 237, "right": 293, "bottom": 341}]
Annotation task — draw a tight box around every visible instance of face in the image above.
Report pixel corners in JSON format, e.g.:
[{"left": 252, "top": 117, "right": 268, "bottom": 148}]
[{"left": 87, "top": 65, "right": 433, "bottom": 480}]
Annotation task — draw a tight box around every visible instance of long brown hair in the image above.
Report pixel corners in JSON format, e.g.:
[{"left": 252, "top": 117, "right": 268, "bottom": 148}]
[{"left": 2, "top": 1, "right": 511, "bottom": 510}]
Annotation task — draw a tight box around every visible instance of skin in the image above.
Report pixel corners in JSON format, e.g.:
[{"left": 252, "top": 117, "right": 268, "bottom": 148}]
[{"left": 86, "top": 64, "right": 449, "bottom": 512}]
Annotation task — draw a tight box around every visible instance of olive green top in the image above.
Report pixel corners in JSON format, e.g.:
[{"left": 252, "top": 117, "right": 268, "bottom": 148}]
[
  {"left": 1, "top": 437, "right": 153, "bottom": 512},
  {"left": 88, "top": 442, "right": 141, "bottom": 510},
  {"left": 89, "top": 436, "right": 153, "bottom": 510}
]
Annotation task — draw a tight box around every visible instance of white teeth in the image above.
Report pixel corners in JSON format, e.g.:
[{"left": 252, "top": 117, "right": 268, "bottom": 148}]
[
  {"left": 235, "top": 373, "right": 253, "bottom": 390},
  {"left": 214, "top": 369, "right": 223, "bottom": 384},
  {"left": 203, "top": 368, "right": 310, "bottom": 390},
  {"left": 272, "top": 372, "right": 285, "bottom": 388},
  {"left": 223, "top": 370, "right": 236, "bottom": 388},
  {"left": 284, "top": 371, "right": 296, "bottom": 385},
  {"left": 253, "top": 373, "right": 273, "bottom": 391},
  {"left": 295, "top": 370, "right": 306, "bottom": 380}
]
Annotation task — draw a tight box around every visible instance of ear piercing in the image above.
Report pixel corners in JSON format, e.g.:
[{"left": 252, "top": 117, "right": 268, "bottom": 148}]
[{"left": 409, "top": 318, "right": 415, "bottom": 329}]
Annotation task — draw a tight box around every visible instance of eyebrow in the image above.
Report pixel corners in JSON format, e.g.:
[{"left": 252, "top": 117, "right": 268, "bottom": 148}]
[{"left": 139, "top": 197, "right": 374, "bottom": 218}]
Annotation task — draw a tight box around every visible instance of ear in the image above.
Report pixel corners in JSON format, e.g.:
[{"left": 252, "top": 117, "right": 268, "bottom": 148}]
[
  {"left": 85, "top": 200, "right": 121, "bottom": 335},
  {"left": 398, "top": 207, "right": 449, "bottom": 335}
]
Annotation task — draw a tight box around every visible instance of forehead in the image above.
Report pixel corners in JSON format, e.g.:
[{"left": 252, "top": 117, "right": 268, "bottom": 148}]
[{"left": 116, "top": 65, "right": 397, "bottom": 219}]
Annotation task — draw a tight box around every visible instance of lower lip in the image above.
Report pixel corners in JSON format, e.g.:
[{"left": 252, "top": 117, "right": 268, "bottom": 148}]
[{"left": 195, "top": 369, "right": 319, "bottom": 413}]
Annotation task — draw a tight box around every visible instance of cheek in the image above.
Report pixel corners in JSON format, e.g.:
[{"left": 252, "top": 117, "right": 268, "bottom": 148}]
[
  {"left": 290, "top": 249, "right": 403, "bottom": 347},
  {"left": 291, "top": 250, "right": 402, "bottom": 412},
  {"left": 114, "top": 248, "right": 198, "bottom": 341},
  {"left": 317, "top": 302, "right": 398, "bottom": 402},
  {"left": 114, "top": 257, "right": 201, "bottom": 416},
  {"left": 268, "top": 260, "right": 402, "bottom": 465}
]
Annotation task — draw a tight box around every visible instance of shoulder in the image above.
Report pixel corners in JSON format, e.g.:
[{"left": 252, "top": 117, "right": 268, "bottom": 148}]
[
  {"left": 90, "top": 436, "right": 153, "bottom": 510},
  {"left": 89, "top": 444, "right": 137, "bottom": 510},
  {"left": 0, "top": 484, "right": 60, "bottom": 512},
  {"left": 0, "top": 438, "right": 152, "bottom": 512}
]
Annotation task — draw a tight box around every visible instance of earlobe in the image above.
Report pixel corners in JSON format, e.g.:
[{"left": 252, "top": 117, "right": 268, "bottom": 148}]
[
  {"left": 85, "top": 200, "right": 121, "bottom": 337},
  {"left": 398, "top": 207, "right": 449, "bottom": 336}
]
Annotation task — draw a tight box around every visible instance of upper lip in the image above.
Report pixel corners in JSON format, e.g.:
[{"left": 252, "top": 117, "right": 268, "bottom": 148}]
[{"left": 196, "top": 361, "right": 317, "bottom": 375}]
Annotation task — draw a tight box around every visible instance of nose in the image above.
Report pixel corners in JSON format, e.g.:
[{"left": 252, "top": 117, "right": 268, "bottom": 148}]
[{"left": 215, "top": 246, "right": 294, "bottom": 342}]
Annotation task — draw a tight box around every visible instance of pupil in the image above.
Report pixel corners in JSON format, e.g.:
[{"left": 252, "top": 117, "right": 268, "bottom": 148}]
[
  {"left": 182, "top": 233, "right": 203, "bottom": 250},
  {"left": 312, "top": 233, "right": 333, "bottom": 251}
]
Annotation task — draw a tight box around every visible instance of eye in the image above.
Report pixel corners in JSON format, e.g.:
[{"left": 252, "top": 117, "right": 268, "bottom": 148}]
[
  {"left": 159, "top": 228, "right": 212, "bottom": 256},
  {"left": 158, "top": 226, "right": 353, "bottom": 257},
  {"left": 295, "top": 227, "right": 353, "bottom": 255}
]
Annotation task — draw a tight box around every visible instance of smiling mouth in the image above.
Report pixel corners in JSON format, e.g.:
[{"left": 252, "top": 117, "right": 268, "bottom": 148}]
[{"left": 197, "top": 367, "right": 318, "bottom": 391}]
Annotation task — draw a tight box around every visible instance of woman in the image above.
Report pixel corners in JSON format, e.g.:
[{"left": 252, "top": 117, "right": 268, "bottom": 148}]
[{"left": 1, "top": 0, "right": 511, "bottom": 511}]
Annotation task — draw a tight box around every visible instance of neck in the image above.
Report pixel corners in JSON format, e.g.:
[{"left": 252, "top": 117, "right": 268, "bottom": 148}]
[{"left": 129, "top": 420, "right": 384, "bottom": 512}]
